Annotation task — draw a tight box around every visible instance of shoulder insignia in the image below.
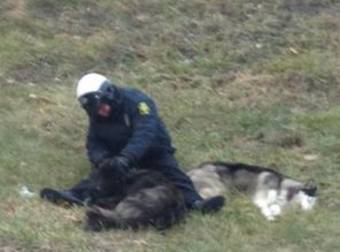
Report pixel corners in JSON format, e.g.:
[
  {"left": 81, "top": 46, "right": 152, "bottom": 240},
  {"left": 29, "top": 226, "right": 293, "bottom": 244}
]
[{"left": 138, "top": 102, "right": 150, "bottom": 115}]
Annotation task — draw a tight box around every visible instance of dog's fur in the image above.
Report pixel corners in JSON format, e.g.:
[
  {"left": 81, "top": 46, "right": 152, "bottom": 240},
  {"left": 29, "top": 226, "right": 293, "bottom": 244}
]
[
  {"left": 85, "top": 169, "right": 186, "bottom": 231},
  {"left": 187, "top": 162, "right": 317, "bottom": 220}
]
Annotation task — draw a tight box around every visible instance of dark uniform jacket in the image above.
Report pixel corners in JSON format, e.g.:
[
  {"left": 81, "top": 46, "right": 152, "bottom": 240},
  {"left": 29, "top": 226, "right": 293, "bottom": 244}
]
[{"left": 86, "top": 87, "right": 175, "bottom": 168}]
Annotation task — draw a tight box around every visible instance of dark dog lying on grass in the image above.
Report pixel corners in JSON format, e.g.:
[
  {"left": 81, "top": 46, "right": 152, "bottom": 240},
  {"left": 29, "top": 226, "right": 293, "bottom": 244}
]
[
  {"left": 84, "top": 168, "right": 187, "bottom": 231},
  {"left": 40, "top": 167, "right": 187, "bottom": 231}
]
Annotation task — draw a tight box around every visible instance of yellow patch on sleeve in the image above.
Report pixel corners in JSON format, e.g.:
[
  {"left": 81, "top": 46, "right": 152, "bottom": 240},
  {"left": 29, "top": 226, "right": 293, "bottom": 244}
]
[{"left": 138, "top": 102, "right": 150, "bottom": 115}]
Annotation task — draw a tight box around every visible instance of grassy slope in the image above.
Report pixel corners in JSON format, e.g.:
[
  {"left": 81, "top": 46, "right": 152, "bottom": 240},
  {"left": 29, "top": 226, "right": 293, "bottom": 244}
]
[{"left": 1, "top": 0, "right": 340, "bottom": 251}]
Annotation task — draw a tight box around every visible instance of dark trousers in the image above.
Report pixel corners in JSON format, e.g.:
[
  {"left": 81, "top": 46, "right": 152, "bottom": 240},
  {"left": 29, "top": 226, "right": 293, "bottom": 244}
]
[
  {"left": 68, "top": 169, "right": 103, "bottom": 200},
  {"left": 69, "top": 154, "right": 202, "bottom": 207}
]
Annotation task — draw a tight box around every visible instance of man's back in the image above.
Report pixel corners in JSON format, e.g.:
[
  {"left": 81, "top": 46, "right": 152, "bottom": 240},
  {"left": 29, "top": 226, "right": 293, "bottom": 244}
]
[{"left": 87, "top": 87, "right": 175, "bottom": 165}]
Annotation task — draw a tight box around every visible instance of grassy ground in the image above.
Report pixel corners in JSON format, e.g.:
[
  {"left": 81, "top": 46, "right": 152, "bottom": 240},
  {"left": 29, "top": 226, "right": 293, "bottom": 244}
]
[{"left": 1, "top": 0, "right": 340, "bottom": 251}]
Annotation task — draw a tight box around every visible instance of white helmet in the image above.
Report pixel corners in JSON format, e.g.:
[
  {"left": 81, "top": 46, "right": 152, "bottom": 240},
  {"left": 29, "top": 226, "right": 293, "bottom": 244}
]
[{"left": 76, "top": 73, "right": 108, "bottom": 99}]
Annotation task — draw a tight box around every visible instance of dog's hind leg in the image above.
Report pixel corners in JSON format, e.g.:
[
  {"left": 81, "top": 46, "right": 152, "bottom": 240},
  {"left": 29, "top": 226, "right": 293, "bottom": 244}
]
[
  {"left": 252, "top": 189, "right": 282, "bottom": 221},
  {"left": 85, "top": 206, "right": 121, "bottom": 231}
]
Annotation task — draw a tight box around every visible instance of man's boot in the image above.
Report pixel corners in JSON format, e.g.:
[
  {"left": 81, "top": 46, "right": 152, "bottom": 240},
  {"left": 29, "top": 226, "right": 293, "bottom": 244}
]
[
  {"left": 40, "top": 188, "right": 85, "bottom": 207},
  {"left": 192, "top": 195, "right": 225, "bottom": 214}
]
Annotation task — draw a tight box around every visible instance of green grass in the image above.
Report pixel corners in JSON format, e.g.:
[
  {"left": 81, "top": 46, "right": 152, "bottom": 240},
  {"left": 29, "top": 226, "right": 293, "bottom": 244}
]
[{"left": 1, "top": 0, "right": 340, "bottom": 251}]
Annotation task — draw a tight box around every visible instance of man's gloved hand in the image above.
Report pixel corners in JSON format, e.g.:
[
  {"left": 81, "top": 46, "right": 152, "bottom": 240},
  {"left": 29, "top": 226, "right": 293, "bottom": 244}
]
[{"left": 98, "top": 155, "right": 131, "bottom": 177}]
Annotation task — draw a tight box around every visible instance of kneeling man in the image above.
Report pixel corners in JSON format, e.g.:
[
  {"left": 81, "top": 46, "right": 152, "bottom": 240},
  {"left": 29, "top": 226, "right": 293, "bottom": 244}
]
[{"left": 41, "top": 73, "right": 224, "bottom": 214}]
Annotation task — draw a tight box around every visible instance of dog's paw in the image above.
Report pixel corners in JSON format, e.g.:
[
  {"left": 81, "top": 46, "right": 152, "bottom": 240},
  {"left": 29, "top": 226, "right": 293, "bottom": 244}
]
[
  {"left": 260, "top": 206, "right": 276, "bottom": 221},
  {"left": 299, "top": 193, "right": 317, "bottom": 211},
  {"left": 260, "top": 204, "right": 282, "bottom": 221},
  {"left": 84, "top": 209, "right": 105, "bottom": 232},
  {"left": 269, "top": 203, "right": 282, "bottom": 217}
]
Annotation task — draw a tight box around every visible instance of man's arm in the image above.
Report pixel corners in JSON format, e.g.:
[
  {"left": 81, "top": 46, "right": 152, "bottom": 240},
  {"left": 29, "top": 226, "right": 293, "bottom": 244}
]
[
  {"left": 120, "top": 99, "right": 158, "bottom": 164},
  {"left": 86, "top": 125, "right": 110, "bottom": 167}
]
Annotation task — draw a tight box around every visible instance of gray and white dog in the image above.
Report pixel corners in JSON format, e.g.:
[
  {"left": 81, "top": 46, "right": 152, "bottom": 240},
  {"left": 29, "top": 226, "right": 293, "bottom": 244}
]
[{"left": 187, "top": 162, "right": 317, "bottom": 220}]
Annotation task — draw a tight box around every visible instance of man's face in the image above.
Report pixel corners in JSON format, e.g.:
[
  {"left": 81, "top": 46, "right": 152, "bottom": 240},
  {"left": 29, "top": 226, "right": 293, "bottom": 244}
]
[
  {"left": 79, "top": 92, "right": 112, "bottom": 118},
  {"left": 97, "top": 103, "right": 111, "bottom": 117}
]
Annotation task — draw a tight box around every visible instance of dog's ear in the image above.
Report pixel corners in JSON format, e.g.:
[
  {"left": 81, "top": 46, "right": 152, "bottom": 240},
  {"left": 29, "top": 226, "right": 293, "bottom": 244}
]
[{"left": 302, "top": 179, "right": 317, "bottom": 196}]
